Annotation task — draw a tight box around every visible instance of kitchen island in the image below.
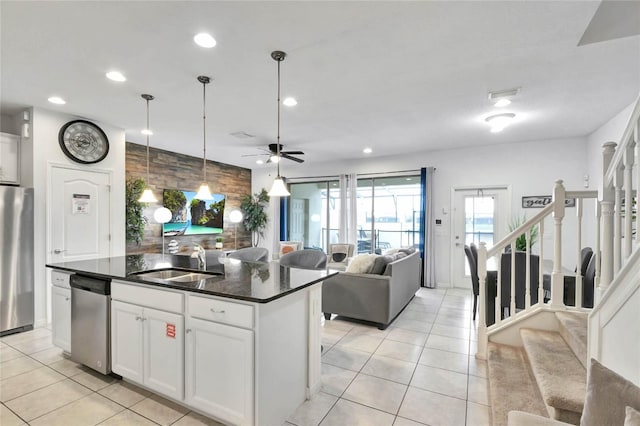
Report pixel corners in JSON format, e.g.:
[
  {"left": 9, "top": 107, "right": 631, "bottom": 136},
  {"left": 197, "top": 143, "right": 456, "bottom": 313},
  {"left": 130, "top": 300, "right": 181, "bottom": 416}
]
[{"left": 47, "top": 253, "right": 336, "bottom": 426}]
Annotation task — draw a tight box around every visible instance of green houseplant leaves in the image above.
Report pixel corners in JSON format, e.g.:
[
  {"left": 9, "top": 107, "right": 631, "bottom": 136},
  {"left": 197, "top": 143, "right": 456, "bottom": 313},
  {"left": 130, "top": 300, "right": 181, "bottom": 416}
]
[{"left": 240, "top": 189, "right": 269, "bottom": 247}]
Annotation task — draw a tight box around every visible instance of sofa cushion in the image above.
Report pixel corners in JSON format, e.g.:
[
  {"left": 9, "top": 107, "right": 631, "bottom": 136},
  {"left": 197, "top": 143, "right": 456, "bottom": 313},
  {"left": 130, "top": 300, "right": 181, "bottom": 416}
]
[
  {"left": 581, "top": 359, "right": 640, "bottom": 426},
  {"left": 346, "top": 254, "right": 376, "bottom": 274},
  {"left": 398, "top": 247, "right": 416, "bottom": 255},
  {"left": 369, "top": 255, "right": 394, "bottom": 275},
  {"left": 626, "top": 406, "right": 640, "bottom": 426}
]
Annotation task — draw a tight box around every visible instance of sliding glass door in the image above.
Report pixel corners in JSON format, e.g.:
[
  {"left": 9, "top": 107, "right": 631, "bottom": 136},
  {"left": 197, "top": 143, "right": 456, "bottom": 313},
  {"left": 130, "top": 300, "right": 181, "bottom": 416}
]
[
  {"left": 356, "top": 175, "right": 421, "bottom": 254},
  {"left": 287, "top": 180, "right": 340, "bottom": 251}
]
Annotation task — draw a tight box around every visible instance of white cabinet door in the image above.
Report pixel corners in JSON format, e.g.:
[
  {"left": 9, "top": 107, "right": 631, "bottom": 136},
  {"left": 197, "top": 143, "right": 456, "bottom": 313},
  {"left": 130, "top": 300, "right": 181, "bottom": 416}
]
[
  {"left": 111, "top": 301, "right": 144, "bottom": 383},
  {"left": 52, "top": 286, "right": 71, "bottom": 352},
  {"left": 143, "top": 307, "right": 184, "bottom": 400},
  {"left": 0, "top": 133, "right": 20, "bottom": 184},
  {"left": 185, "top": 317, "right": 254, "bottom": 426}
]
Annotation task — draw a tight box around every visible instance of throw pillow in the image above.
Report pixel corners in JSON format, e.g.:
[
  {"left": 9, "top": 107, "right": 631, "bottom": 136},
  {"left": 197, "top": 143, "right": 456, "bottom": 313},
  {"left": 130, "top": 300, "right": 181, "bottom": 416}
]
[
  {"left": 383, "top": 248, "right": 400, "bottom": 256},
  {"left": 346, "top": 254, "right": 376, "bottom": 274},
  {"left": 626, "top": 406, "right": 640, "bottom": 426},
  {"left": 369, "top": 255, "right": 393, "bottom": 275},
  {"left": 398, "top": 247, "right": 416, "bottom": 255},
  {"left": 581, "top": 359, "right": 640, "bottom": 426}
]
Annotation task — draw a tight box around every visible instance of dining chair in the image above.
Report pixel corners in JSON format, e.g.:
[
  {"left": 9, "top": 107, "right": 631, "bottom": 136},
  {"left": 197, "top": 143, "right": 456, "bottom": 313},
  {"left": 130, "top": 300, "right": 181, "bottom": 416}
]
[
  {"left": 279, "top": 249, "right": 327, "bottom": 270},
  {"left": 464, "top": 245, "right": 480, "bottom": 320},
  {"left": 227, "top": 247, "right": 269, "bottom": 263},
  {"left": 500, "top": 251, "right": 540, "bottom": 318}
]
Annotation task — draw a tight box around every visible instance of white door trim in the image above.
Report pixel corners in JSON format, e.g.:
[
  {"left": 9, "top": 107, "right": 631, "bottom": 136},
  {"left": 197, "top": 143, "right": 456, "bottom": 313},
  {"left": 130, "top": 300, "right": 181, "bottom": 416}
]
[{"left": 449, "top": 184, "right": 512, "bottom": 288}]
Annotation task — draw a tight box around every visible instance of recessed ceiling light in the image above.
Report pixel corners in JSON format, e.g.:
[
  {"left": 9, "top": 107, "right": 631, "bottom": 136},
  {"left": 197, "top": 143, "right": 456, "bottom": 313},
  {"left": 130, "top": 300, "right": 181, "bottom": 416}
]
[
  {"left": 363, "top": 147, "right": 372, "bottom": 154},
  {"left": 283, "top": 97, "right": 297, "bottom": 106},
  {"left": 256, "top": 159, "right": 264, "bottom": 165},
  {"left": 485, "top": 113, "right": 516, "bottom": 132},
  {"left": 194, "top": 32, "right": 216, "bottom": 48},
  {"left": 106, "top": 71, "right": 126, "bottom": 82},
  {"left": 48, "top": 96, "right": 66, "bottom": 105},
  {"left": 141, "top": 129, "right": 153, "bottom": 135},
  {"left": 494, "top": 99, "right": 511, "bottom": 107}
]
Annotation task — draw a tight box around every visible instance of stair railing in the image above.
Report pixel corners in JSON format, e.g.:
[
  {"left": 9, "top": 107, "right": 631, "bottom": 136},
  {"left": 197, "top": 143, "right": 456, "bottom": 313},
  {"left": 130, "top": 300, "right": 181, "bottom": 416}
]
[
  {"left": 600, "top": 97, "right": 640, "bottom": 292},
  {"left": 476, "top": 181, "right": 598, "bottom": 359}
]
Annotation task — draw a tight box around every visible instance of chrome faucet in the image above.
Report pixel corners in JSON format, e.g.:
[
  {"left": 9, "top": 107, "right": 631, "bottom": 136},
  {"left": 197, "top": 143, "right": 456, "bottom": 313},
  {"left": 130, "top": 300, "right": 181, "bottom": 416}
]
[{"left": 191, "top": 244, "right": 206, "bottom": 270}]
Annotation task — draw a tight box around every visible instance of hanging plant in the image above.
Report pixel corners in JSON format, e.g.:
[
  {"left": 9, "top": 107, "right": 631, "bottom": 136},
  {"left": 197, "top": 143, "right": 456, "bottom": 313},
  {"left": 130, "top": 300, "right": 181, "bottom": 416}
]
[
  {"left": 126, "top": 177, "right": 148, "bottom": 245},
  {"left": 240, "top": 188, "right": 270, "bottom": 247}
]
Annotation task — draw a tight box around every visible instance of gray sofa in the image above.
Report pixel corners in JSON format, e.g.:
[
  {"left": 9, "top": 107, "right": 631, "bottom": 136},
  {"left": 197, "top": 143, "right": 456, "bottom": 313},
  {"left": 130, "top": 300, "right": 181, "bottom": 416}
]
[{"left": 322, "top": 251, "right": 421, "bottom": 329}]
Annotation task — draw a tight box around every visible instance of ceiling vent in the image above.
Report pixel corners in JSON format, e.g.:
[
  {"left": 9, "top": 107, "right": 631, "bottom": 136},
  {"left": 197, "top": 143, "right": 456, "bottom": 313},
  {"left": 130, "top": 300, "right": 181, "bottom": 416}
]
[
  {"left": 230, "top": 131, "right": 255, "bottom": 139},
  {"left": 488, "top": 88, "right": 520, "bottom": 101}
]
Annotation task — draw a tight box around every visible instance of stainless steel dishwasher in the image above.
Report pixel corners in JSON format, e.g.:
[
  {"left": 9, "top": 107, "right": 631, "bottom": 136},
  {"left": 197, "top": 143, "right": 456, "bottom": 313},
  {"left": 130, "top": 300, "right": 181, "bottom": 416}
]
[{"left": 70, "top": 274, "right": 111, "bottom": 375}]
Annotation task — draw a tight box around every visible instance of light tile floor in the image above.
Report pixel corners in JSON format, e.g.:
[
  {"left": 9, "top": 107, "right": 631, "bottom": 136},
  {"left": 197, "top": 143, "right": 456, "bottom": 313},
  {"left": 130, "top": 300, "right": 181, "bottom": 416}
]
[
  {"left": 0, "top": 287, "right": 489, "bottom": 426},
  {"left": 287, "top": 287, "right": 491, "bottom": 426}
]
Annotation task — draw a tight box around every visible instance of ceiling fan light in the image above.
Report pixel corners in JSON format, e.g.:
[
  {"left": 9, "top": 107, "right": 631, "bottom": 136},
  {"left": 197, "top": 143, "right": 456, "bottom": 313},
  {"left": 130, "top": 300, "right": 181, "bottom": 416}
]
[
  {"left": 138, "top": 188, "right": 158, "bottom": 203},
  {"left": 195, "top": 183, "right": 214, "bottom": 200},
  {"left": 283, "top": 97, "right": 297, "bottom": 106},
  {"left": 268, "top": 177, "right": 290, "bottom": 197},
  {"left": 269, "top": 155, "right": 280, "bottom": 163}
]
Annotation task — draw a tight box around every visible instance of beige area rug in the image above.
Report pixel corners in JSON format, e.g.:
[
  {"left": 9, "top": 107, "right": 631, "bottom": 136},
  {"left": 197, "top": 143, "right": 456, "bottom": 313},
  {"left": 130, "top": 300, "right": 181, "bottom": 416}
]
[{"left": 488, "top": 342, "right": 548, "bottom": 426}]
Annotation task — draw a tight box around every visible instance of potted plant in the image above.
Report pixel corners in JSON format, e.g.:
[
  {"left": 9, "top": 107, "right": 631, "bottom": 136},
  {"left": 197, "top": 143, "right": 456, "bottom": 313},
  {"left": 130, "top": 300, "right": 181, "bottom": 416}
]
[
  {"left": 240, "top": 189, "right": 270, "bottom": 247},
  {"left": 508, "top": 214, "right": 539, "bottom": 251},
  {"left": 126, "top": 177, "right": 148, "bottom": 245},
  {"left": 215, "top": 236, "right": 223, "bottom": 249}
]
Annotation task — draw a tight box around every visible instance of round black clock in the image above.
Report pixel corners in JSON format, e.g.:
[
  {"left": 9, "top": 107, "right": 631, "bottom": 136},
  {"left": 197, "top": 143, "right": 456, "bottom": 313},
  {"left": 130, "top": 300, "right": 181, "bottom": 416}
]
[{"left": 58, "top": 120, "right": 109, "bottom": 164}]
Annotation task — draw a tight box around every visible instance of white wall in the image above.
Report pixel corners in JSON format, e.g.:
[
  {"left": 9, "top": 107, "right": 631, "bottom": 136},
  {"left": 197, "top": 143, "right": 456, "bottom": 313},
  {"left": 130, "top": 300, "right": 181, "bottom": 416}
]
[
  {"left": 254, "top": 136, "right": 590, "bottom": 287},
  {"left": 586, "top": 97, "right": 638, "bottom": 195},
  {"left": 30, "top": 107, "right": 125, "bottom": 327}
]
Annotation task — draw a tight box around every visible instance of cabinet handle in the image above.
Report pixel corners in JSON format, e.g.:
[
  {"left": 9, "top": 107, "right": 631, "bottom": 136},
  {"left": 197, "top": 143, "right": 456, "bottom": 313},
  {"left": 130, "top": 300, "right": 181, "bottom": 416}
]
[
  {"left": 135, "top": 316, "right": 142, "bottom": 321},
  {"left": 186, "top": 329, "right": 192, "bottom": 333},
  {"left": 210, "top": 308, "right": 226, "bottom": 314}
]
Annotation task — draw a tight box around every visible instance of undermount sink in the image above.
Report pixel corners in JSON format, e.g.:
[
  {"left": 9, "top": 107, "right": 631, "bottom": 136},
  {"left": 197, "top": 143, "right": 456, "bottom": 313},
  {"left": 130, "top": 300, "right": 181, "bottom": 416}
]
[{"left": 133, "top": 269, "right": 218, "bottom": 283}]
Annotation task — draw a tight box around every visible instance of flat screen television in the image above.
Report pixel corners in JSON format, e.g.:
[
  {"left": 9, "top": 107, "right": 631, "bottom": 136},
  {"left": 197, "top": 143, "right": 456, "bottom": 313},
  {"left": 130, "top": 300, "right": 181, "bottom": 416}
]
[{"left": 162, "top": 189, "right": 225, "bottom": 236}]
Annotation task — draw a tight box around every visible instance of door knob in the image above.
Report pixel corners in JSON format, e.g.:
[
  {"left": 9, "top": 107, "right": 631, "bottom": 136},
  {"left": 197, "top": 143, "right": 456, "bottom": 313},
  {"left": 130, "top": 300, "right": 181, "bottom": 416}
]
[{"left": 53, "top": 249, "right": 66, "bottom": 254}]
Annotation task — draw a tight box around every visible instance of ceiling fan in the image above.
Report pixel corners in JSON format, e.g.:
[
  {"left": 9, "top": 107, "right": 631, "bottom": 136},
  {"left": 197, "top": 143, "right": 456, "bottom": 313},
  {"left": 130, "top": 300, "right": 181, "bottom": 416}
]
[{"left": 243, "top": 143, "right": 305, "bottom": 163}]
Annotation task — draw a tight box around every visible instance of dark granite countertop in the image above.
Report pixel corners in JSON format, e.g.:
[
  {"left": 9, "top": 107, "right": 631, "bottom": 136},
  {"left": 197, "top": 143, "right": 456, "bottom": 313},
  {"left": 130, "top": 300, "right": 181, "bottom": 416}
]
[{"left": 47, "top": 253, "right": 337, "bottom": 303}]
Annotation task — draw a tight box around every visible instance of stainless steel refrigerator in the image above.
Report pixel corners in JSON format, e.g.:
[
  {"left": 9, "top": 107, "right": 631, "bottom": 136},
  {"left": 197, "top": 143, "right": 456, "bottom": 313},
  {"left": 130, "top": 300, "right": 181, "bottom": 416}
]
[{"left": 0, "top": 186, "right": 34, "bottom": 336}]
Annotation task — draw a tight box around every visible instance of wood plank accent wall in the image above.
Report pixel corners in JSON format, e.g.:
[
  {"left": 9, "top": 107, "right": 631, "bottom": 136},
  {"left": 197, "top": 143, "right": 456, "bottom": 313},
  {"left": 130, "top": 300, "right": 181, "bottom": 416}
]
[{"left": 126, "top": 142, "right": 252, "bottom": 254}]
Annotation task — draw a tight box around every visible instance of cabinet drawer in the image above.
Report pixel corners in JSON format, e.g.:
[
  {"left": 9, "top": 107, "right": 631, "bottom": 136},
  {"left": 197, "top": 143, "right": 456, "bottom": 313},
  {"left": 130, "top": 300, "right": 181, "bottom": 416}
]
[
  {"left": 111, "top": 281, "right": 183, "bottom": 314},
  {"left": 188, "top": 296, "right": 253, "bottom": 329},
  {"left": 51, "top": 270, "right": 71, "bottom": 289}
]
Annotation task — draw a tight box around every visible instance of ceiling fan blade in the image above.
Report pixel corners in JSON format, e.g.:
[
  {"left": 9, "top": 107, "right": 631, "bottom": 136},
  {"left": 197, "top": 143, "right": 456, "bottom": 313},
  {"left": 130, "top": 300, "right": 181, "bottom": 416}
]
[
  {"left": 281, "top": 153, "right": 305, "bottom": 163},
  {"left": 281, "top": 150, "right": 305, "bottom": 155}
]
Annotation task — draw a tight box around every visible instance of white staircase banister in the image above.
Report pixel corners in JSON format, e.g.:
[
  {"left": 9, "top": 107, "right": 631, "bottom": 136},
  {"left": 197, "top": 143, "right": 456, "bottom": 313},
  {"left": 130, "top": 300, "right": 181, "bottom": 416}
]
[
  {"left": 486, "top": 204, "right": 554, "bottom": 258},
  {"left": 604, "top": 96, "right": 640, "bottom": 184}
]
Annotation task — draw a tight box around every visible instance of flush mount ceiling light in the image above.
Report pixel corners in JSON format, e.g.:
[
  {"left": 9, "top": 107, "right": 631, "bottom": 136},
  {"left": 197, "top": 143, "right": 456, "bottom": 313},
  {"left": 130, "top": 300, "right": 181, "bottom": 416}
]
[
  {"left": 485, "top": 113, "right": 516, "bottom": 133},
  {"left": 194, "top": 32, "right": 216, "bottom": 48},
  {"left": 106, "top": 71, "right": 126, "bottom": 82},
  {"left": 267, "top": 50, "right": 291, "bottom": 197},
  {"left": 256, "top": 159, "right": 264, "bottom": 165},
  {"left": 48, "top": 96, "right": 66, "bottom": 105},
  {"left": 195, "top": 76, "right": 214, "bottom": 200},
  {"left": 363, "top": 147, "right": 373, "bottom": 154},
  {"left": 488, "top": 87, "right": 520, "bottom": 108},
  {"left": 283, "top": 97, "right": 297, "bottom": 107},
  {"left": 138, "top": 94, "right": 158, "bottom": 203}
]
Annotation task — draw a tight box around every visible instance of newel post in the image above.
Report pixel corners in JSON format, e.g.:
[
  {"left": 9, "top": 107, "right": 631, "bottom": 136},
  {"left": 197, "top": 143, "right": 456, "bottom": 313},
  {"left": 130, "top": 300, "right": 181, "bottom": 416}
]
[
  {"left": 476, "top": 242, "right": 488, "bottom": 360},
  {"left": 550, "top": 180, "right": 566, "bottom": 308},
  {"left": 600, "top": 142, "right": 617, "bottom": 290}
]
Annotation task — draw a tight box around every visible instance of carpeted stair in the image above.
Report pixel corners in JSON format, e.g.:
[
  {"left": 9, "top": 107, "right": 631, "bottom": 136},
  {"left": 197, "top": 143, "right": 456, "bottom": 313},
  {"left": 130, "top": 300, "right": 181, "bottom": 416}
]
[{"left": 487, "top": 311, "right": 588, "bottom": 426}]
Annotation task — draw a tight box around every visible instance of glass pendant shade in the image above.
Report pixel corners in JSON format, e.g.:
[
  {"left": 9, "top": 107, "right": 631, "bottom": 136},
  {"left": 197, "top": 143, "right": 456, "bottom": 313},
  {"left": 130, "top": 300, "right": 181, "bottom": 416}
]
[
  {"left": 139, "top": 188, "right": 158, "bottom": 203},
  {"left": 268, "top": 176, "right": 290, "bottom": 197},
  {"left": 195, "top": 183, "right": 214, "bottom": 201}
]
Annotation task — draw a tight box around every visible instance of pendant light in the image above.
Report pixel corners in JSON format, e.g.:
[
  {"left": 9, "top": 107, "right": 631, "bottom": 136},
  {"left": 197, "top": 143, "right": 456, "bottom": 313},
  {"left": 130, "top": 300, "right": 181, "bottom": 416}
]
[
  {"left": 195, "top": 75, "right": 214, "bottom": 200},
  {"left": 138, "top": 94, "right": 158, "bottom": 203},
  {"left": 267, "top": 50, "right": 291, "bottom": 197}
]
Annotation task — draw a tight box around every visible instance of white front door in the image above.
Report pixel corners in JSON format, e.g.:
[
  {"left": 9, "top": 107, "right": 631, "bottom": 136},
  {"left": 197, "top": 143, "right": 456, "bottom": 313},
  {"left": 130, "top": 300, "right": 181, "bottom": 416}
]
[
  {"left": 49, "top": 165, "right": 111, "bottom": 263},
  {"left": 451, "top": 187, "right": 510, "bottom": 288}
]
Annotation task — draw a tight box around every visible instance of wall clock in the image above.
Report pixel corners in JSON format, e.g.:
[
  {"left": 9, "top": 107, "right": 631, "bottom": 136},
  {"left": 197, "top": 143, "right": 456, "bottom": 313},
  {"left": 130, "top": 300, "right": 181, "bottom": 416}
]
[{"left": 58, "top": 120, "right": 109, "bottom": 164}]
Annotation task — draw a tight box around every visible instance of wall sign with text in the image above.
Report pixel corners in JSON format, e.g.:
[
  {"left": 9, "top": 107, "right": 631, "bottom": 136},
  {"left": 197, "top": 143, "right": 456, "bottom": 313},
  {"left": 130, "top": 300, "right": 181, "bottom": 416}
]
[{"left": 522, "top": 196, "right": 576, "bottom": 208}]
